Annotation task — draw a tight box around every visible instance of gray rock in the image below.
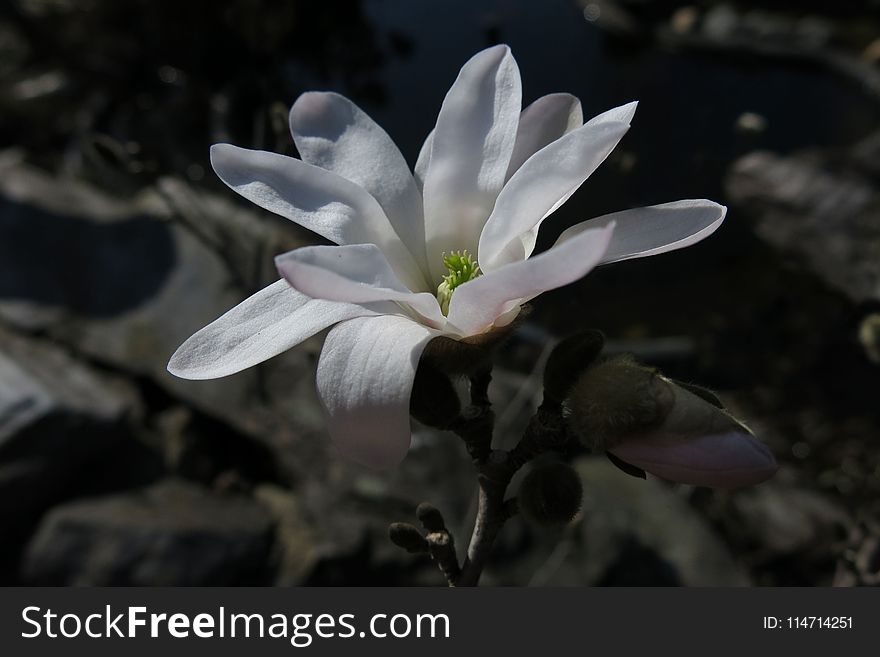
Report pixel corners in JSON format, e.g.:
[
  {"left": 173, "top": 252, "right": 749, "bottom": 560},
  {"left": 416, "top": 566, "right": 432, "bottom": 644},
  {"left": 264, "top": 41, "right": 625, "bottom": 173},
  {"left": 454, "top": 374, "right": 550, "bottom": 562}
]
[
  {"left": 0, "top": 327, "right": 136, "bottom": 452},
  {"left": 0, "top": 150, "right": 327, "bottom": 481},
  {"left": 703, "top": 4, "right": 740, "bottom": 40},
  {"left": 23, "top": 479, "right": 274, "bottom": 585},
  {"left": 708, "top": 472, "right": 850, "bottom": 567},
  {"left": 500, "top": 457, "right": 750, "bottom": 586},
  {"left": 254, "top": 484, "right": 321, "bottom": 585},
  {"left": 0, "top": 325, "right": 141, "bottom": 556},
  {"left": 726, "top": 150, "right": 880, "bottom": 302},
  {"left": 271, "top": 431, "right": 476, "bottom": 585},
  {"left": 834, "top": 511, "right": 880, "bottom": 586}
]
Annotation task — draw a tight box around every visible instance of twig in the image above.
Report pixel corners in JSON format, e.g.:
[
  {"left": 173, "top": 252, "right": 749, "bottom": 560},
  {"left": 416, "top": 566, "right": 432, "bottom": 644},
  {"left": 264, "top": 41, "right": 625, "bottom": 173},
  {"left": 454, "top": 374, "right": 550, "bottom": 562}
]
[
  {"left": 456, "top": 407, "right": 568, "bottom": 586},
  {"left": 450, "top": 365, "right": 495, "bottom": 463},
  {"left": 425, "top": 530, "right": 461, "bottom": 585},
  {"left": 391, "top": 367, "right": 572, "bottom": 586},
  {"left": 416, "top": 503, "right": 461, "bottom": 586},
  {"left": 450, "top": 405, "right": 494, "bottom": 464}
]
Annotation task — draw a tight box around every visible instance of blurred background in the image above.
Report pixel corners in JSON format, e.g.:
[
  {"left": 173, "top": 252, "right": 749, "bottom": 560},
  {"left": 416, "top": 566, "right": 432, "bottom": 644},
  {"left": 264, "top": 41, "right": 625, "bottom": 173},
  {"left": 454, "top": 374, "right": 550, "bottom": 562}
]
[{"left": 1, "top": 0, "right": 879, "bottom": 586}]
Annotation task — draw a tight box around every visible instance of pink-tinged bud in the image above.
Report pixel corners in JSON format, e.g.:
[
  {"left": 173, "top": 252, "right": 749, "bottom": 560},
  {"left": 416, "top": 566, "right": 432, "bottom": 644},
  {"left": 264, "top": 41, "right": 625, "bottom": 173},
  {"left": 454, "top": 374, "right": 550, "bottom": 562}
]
[
  {"left": 566, "top": 356, "right": 778, "bottom": 488},
  {"left": 608, "top": 428, "right": 777, "bottom": 488}
]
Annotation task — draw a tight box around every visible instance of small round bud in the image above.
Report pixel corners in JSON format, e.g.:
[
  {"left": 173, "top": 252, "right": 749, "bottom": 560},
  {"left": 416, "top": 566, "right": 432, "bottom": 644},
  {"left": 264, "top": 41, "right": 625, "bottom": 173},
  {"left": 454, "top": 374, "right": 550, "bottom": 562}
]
[
  {"left": 518, "top": 462, "right": 583, "bottom": 528},
  {"left": 415, "top": 502, "right": 446, "bottom": 532},
  {"left": 388, "top": 523, "right": 428, "bottom": 554},
  {"left": 410, "top": 360, "right": 460, "bottom": 428},
  {"left": 543, "top": 330, "right": 605, "bottom": 405}
]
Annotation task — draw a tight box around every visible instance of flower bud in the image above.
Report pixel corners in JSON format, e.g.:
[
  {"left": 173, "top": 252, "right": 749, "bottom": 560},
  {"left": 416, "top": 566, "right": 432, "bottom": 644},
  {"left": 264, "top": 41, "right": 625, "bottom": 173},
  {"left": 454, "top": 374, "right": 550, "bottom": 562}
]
[
  {"left": 518, "top": 462, "right": 583, "bottom": 527},
  {"left": 389, "top": 523, "right": 428, "bottom": 554},
  {"left": 565, "top": 355, "right": 674, "bottom": 447},
  {"left": 673, "top": 380, "right": 724, "bottom": 409},
  {"left": 416, "top": 502, "right": 446, "bottom": 532},
  {"left": 566, "top": 355, "right": 777, "bottom": 488}
]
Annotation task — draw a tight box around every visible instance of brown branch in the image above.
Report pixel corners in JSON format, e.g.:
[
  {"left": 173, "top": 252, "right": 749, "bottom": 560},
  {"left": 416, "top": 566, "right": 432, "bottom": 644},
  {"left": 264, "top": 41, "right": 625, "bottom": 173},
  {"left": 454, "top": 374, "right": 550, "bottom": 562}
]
[
  {"left": 457, "top": 408, "right": 569, "bottom": 586},
  {"left": 416, "top": 503, "right": 460, "bottom": 586},
  {"left": 392, "top": 373, "right": 571, "bottom": 586},
  {"left": 457, "top": 467, "right": 509, "bottom": 586},
  {"left": 425, "top": 530, "right": 461, "bottom": 585},
  {"left": 450, "top": 404, "right": 494, "bottom": 466}
]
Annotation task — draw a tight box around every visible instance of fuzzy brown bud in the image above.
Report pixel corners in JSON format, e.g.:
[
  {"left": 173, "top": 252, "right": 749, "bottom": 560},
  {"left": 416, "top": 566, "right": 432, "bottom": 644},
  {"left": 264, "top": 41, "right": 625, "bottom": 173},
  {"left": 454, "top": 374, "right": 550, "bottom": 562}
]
[
  {"left": 565, "top": 354, "right": 674, "bottom": 450},
  {"left": 415, "top": 502, "right": 446, "bottom": 532},
  {"left": 388, "top": 523, "right": 428, "bottom": 554},
  {"left": 518, "top": 462, "right": 583, "bottom": 528}
]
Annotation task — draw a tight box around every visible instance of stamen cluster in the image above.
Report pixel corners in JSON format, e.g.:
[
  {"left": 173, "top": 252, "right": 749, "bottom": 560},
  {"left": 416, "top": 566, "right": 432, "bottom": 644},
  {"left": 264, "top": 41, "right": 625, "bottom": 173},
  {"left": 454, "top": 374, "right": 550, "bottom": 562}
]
[{"left": 436, "top": 250, "right": 481, "bottom": 315}]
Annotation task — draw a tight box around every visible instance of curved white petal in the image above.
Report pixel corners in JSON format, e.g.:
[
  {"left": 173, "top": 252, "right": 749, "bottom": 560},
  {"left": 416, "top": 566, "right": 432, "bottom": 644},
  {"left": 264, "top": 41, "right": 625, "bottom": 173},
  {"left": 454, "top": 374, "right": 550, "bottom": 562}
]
[
  {"left": 289, "top": 92, "right": 428, "bottom": 275},
  {"left": 167, "top": 280, "right": 378, "bottom": 380},
  {"left": 505, "top": 92, "right": 583, "bottom": 181},
  {"left": 448, "top": 222, "right": 615, "bottom": 336},
  {"left": 479, "top": 101, "right": 637, "bottom": 271},
  {"left": 554, "top": 200, "right": 727, "bottom": 265},
  {"left": 276, "top": 244, "right": 445, "bottom": 327},
  {"left": 210, "top": 144, "right": 427, "bottom": 292},
  {"left": 422, "top": 44, "right": 522, "bottom": 282},
  {"left": 317, "top": 315, "right": 439, "bottom": 469},
  {"left": 417, "top": 93, "right": 582, "bottom": 194},
  {"left": 413, "top": 129, "right": 433, "bottom": 194}
]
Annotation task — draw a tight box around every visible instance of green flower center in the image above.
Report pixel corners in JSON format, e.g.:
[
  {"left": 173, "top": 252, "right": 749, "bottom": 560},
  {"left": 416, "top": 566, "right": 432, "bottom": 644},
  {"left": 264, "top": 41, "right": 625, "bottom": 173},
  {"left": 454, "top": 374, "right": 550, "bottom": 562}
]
[{"left": 436, "top": 250, "right": 481, "bottom": 315}]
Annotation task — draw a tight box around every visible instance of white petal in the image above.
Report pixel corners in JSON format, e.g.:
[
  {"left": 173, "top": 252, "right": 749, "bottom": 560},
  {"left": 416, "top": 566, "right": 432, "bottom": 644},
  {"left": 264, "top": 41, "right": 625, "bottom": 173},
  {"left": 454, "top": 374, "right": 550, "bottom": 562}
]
[
  {"left": 167, "top": 280, "right": 378, "bottom": 380},
  {"left": 210, "top": 144, "right": 427, "bottom": 291},
  {"left": 422, "top": 44, "right": 522, "bottom": 282},
  {"left": 317, "top": 315, "right": 438, "bottom": 469},
  {"left": 413, "top": 129, "right": 433, "bottom": 193},
  {"left": 448, "top": 222, "right": 615, "bottom": 336},
  {"left": 554, "top": 200, "right": 727, "bottom": 265},
  {"left": 275, "top": 244, "right": 445, "bottom": 327},
  {"left": 417, "top": 94, "right": 582, "bottom": 195},
  {"left": 289, "top": 92, "right": 428, "bottom": 275},
  {"left": 505, "top": 93, "right": 583, "bottom": 181},
  {"left": 479, "top": 101, "right": 637, "bottom": 271}
]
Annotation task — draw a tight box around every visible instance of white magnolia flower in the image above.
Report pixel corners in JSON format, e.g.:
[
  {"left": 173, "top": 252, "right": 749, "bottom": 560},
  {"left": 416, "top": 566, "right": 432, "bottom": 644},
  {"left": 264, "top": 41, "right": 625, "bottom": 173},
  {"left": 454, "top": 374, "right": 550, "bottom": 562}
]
[{"left": 168, "top": 45, "right": 727, "bottom": 469}]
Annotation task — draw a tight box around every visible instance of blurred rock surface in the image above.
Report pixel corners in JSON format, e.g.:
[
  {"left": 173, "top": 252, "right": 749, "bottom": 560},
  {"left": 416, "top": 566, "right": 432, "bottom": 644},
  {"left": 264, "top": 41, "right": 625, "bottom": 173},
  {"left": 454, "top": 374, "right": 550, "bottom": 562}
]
[
  {"left": 726, "top": 147, "right": 880, "bottom": 302},
  {"left": 0, "top": 325, "right": 142, "bottom": 575},
  {"left": 23, "top": 479, "right": 274, "bottom": 585},
  {"left": 496, "top": 458, "right": 750, "bottom": 586},
  {"left": 0, "top": 150, "right": 328, "bottom": 482}
]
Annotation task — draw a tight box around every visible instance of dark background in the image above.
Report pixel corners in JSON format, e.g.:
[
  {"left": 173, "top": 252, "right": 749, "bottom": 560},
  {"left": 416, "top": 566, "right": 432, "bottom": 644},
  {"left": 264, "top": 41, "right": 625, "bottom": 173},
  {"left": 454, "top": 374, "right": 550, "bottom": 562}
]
[{"left": 1, "top": 0, "right": 879, "bottom": 586}]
